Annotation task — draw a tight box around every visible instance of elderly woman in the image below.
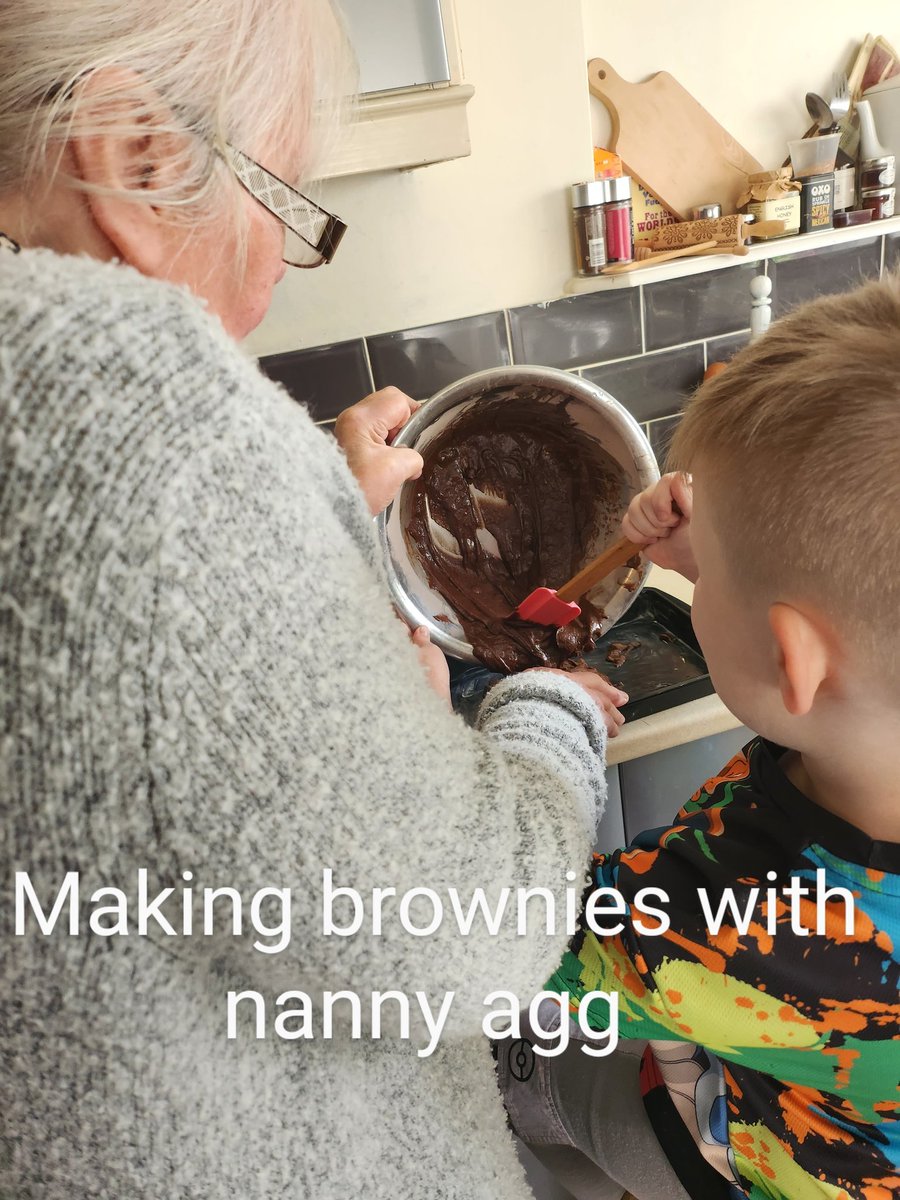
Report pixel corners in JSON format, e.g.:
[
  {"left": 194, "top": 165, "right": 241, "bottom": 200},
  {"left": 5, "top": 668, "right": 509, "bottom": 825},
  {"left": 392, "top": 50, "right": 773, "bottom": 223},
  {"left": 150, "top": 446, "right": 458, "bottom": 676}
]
[{"left": 0, "top": 1, "right": 627, "bottom": 1196}]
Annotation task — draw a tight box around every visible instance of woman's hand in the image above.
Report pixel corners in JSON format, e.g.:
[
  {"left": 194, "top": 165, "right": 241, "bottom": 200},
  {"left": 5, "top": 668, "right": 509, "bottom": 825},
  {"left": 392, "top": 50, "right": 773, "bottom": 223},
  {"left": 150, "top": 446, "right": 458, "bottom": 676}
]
[
  {"left": 410, "top": 625, "right": 451, "bottom": 707},
  {"left": 335, "top": 387, "right": 424, "bottom": 515},
  {"left": 529, "top": 668, "right": 628, "bottom": 738},
  {"left": 623, "top": 471, "right": 698, "bottom": 582}
]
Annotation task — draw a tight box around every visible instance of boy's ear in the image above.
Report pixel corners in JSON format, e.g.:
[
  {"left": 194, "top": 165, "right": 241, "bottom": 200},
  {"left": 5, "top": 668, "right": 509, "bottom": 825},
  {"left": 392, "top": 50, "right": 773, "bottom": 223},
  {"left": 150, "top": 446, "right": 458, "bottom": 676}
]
[{"left": 768, "top": 602, "right": 831, "bottom": 717}]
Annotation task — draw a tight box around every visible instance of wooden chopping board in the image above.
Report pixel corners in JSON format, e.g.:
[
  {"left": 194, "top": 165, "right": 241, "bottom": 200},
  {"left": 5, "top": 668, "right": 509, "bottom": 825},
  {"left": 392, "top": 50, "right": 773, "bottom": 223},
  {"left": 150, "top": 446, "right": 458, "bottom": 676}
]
[{"left": 588, "top": 59, "right": 763, "bottom": 220}]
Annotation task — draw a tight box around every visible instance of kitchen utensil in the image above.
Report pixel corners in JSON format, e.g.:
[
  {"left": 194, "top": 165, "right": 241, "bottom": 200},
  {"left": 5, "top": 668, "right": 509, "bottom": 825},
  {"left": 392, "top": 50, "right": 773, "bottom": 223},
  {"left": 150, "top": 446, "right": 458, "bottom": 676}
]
[
  {"left": 604, "top": 239, "right": 718, "bottom": 273},
  {"left": 516, "top": 536, "right": 644, "bottom": 626},
  {"left": 588, "top": 58, "right": 763, "bottom": 220},
  {"left": 377, "top": 366, "right": 658, "bottom": 664},
  {"left": 650, "top": 215, "right": 785, "bottom": 255},
  {"left": 805, "top": 92, "right": 835, "bottom": 132},
  {"left": 829, "top": 73, "right": 850, "bottom": 123},
  {"left": 649, "top": 213, "right": 743, "bottom": 248},
  {"left": 787, "top": 133, "right": 840, "bottom": 178},
  {"left": 633, "top": 245, "right": 665, "bottom": 261},
  {"left": 714, "top": 219, "right": 788, "bottom": 248}
]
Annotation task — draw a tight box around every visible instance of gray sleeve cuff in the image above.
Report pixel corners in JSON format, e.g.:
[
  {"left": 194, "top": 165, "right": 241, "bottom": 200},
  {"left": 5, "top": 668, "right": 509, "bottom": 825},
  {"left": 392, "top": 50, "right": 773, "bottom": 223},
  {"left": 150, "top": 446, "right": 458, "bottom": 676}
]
[
  {"left": 475, "top": 672, "right": 609, "bottom": 841},
  {"left": 476, "top": 670, "right": 608, "bottom": 760}
]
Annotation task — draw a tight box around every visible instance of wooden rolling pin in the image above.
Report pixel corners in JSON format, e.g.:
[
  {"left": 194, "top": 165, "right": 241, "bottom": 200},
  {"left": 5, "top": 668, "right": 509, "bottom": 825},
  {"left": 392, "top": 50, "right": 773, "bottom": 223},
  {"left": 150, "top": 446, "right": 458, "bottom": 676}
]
[{"left": 650, "top": 214, "right": 786, "bottom": 255}]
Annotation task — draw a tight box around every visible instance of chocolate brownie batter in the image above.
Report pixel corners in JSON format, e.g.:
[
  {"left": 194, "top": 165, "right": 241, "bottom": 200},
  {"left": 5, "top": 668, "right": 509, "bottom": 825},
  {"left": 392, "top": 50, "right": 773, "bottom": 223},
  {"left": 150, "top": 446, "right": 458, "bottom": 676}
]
[{"left": 405, "top": 387, "right": 628, "bottom": 672}]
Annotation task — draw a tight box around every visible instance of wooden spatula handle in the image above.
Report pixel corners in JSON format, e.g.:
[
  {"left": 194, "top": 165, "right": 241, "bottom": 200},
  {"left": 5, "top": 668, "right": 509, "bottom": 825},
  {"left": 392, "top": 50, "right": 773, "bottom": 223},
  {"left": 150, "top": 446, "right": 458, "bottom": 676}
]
[{"left": 556, "top": 536, "right": 643, "bottom": 603}]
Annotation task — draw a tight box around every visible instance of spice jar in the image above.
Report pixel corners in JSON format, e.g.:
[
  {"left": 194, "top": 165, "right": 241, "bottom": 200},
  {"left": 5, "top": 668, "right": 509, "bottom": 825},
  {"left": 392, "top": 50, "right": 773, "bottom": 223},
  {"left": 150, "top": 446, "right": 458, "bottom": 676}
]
[
  {"left": 860, "top": 187, "right": 895, "bottom": 220},
  {"left": 604, "top": 177, "right": 634, "bottom": 264},
  {"left": 571, "top": 180, "right": 608, "bottom": 276}
]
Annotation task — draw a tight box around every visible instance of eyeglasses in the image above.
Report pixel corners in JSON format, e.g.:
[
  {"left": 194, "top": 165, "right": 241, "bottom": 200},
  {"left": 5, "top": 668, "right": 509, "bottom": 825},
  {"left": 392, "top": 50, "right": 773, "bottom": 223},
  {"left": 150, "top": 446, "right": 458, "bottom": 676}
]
[{"left": 223, "top": 144, "right": 347, "bottom": 269}]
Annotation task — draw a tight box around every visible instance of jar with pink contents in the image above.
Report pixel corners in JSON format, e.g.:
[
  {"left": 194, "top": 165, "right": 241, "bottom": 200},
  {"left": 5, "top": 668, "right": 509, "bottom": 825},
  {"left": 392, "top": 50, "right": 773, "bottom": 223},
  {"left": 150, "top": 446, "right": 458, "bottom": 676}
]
[{"left": 604, "top": 177, "right": 634, "bottom": 264}]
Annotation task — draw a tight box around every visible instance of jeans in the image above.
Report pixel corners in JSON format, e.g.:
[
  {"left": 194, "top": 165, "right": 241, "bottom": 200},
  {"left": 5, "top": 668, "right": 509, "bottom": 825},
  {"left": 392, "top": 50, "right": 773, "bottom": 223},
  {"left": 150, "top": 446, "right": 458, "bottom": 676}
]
[{"left": 495, "top": 1005, "right": 691, "bottom": 1200}]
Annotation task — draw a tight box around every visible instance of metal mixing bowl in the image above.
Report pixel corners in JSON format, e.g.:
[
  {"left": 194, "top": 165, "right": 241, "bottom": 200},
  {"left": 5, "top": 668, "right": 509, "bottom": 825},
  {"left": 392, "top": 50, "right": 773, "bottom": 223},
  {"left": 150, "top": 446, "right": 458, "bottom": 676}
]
[{"left": 377, "top": 365, "right": 660, "bottom": 663}]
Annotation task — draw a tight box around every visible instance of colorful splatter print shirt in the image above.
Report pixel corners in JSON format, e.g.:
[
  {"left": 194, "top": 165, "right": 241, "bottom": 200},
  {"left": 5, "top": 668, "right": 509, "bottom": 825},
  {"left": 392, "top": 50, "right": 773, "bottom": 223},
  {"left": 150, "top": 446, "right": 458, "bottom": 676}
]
[{"left": 547, "top": 738, "right": 900, "bottom": 1200}]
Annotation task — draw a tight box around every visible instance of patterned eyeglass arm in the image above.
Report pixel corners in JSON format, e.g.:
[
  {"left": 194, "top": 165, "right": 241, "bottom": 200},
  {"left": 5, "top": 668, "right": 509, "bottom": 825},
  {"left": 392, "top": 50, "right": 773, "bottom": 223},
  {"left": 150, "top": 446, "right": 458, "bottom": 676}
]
[
  {"left": 223, "top": 145, "right": 347, "bottom": 263},
  {"left": 315, "top": 211, "right": 347, "bottom": 264}
]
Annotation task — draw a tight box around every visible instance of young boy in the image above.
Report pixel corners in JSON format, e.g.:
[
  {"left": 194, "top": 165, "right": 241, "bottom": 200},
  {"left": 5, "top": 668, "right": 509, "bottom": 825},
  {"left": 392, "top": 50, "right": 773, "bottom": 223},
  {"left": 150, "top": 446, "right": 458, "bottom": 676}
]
[{"left": 499, "top": 277, "right": 900, "bottom": 1200}]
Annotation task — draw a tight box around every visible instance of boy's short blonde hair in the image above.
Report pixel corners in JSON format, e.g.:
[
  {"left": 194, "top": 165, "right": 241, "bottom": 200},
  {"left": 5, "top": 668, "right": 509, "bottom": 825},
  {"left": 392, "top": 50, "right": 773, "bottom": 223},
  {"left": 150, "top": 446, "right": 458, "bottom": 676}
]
[{"left": 669, "top": 273, "right": 900, "bottom": 672}]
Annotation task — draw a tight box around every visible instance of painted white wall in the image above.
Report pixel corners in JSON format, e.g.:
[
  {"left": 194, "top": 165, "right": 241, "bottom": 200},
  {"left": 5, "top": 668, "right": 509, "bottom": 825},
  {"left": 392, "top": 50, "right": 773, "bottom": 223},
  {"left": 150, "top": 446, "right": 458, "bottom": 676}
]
[
  {"left": 583, "top": 0, "right": 899, "bottom": 166},
  {"left": 246, "top": 0, "right": 593, "bottom": 356},
  {"left": 245, "top": 1, "right": 900, "bottom": 358}
]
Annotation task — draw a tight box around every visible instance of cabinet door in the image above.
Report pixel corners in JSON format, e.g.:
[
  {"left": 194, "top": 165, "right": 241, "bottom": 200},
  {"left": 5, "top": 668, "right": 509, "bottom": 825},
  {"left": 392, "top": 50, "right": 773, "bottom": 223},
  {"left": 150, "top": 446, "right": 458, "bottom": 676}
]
[
  {"left": 620, "top": 727, "right": 751, "bottom": 842},
  {"left": 338, "top": 0, "right": 451, "bottom": 94}
]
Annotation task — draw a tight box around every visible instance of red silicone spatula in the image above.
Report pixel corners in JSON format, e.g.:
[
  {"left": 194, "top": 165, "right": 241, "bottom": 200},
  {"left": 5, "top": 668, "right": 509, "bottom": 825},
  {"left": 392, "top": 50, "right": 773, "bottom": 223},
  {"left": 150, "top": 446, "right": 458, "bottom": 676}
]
[{"left": 516, "top": 536, "right": 644, "bottom": 626}]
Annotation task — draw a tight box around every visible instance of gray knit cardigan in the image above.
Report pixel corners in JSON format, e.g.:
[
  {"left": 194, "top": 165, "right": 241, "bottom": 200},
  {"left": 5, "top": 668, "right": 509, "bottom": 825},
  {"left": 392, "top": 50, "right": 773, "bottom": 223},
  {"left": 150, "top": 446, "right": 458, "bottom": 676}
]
[{"left": 0, "top": 248, "right": 607, "bottom": 1199}]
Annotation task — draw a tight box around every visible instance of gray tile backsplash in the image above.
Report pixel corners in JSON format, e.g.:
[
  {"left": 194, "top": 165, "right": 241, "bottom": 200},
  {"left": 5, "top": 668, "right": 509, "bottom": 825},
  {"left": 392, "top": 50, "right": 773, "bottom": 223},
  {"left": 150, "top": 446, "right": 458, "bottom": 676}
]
[
  {"left": 768, "top": 238, "right": 881, "bottom": 317},
  {"left": 507, "top": 289, "right": 642, "bottom": 369},
  {"left": 706, "top": 330, "right": 751, "bottom": 365},
  {"left": 583, "top": 344, "right": 704, "bottom": 423},
  {"left": 367, "top": 310, "right": 510, "bottom": 400},
  {"left": 260, "top": 230, "right": 898, "bottom": 457},
  {"left": 259, "top": 338, "right": 371, "bottom": 422},
  {"left": 643, "top": 262, "right": 762, "bottom": 351},
  {"left": 647, "top": 414, "right": 682, "bottom": 468}
]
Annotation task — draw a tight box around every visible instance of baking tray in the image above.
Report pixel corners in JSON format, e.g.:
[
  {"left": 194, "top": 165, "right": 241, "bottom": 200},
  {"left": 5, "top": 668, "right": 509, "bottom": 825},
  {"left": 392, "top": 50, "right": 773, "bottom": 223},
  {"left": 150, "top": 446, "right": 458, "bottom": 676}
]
[{"left": 449, "top": 588, "right": 713, "bottom": 725}]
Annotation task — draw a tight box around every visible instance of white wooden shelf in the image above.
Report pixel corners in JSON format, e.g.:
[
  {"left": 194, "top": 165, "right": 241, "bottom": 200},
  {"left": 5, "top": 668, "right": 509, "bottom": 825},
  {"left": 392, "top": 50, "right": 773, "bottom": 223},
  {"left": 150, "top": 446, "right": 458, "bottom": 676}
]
[{"left": 563, "top": 214, "right": 900, "bottom": 295}]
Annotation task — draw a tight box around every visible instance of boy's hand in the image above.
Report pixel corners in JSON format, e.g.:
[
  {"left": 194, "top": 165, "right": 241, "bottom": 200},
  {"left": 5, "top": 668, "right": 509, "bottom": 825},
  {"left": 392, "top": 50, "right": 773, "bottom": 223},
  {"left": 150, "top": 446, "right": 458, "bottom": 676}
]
[
  {"left": 335, "top": 387, "right": 424, "bottom": 515},
  {"left": 411, "top": 625, "right": 451, "bottom": 707},
  {"left": 623, "top": 472, "right": 698, "bottom": 582},
  {"left": 529, "top": 668, "right": 628, "bottom": 738}
]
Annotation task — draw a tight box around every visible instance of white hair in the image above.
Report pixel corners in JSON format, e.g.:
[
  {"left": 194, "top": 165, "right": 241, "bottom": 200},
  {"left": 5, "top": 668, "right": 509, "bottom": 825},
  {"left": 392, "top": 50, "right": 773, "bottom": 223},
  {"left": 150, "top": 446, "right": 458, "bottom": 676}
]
[{"left": 0, "top": 0, "right": 351, "bottom": 223}]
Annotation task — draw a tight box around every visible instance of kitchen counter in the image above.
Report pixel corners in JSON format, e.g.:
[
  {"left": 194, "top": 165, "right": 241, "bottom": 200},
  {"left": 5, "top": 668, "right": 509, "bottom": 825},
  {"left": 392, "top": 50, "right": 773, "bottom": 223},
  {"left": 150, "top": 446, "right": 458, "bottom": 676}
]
[{"left": 606, "top": 565, "right": 742, "bottom": 766}]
